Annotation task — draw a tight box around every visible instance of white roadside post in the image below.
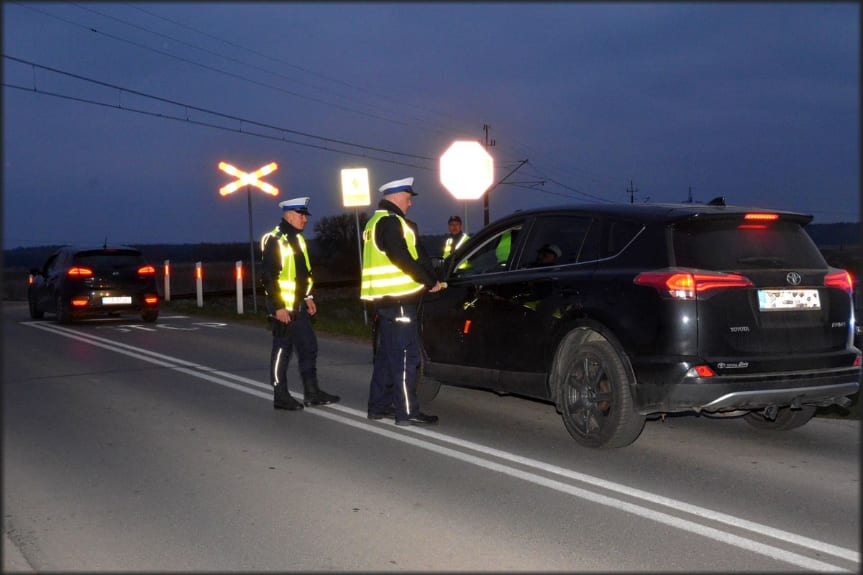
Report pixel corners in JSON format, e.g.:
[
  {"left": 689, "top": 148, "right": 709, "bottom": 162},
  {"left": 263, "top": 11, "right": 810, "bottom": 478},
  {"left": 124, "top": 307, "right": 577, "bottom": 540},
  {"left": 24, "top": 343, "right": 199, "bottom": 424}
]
[
  {"left": 196, "top": 262, "right": 203, "bottom": 308},
  {"left": 163, "top": 260, "right": 171, "bottom": 302},
  {"left": 235, "top": 260, "right": 244, "bottom": 314},
  {"left": 340, "top": 167, "right": 371, "bottom": 325}
]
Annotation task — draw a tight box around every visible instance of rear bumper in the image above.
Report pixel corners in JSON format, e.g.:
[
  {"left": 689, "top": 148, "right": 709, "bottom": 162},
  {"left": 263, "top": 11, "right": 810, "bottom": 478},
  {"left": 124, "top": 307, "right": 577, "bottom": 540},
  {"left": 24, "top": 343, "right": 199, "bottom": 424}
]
[{"left": 633, "top": 366, "right": 861, "bottom": 414}]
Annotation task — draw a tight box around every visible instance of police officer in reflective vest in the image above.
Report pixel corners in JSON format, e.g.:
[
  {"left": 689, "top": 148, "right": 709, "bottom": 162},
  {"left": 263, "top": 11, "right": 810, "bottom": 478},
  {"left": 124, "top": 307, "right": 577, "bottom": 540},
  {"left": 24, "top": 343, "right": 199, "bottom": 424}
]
[
  {"left": 261, "top": 196, "right": 340, "bottom": 411},
  {"left": 442, "top": 214, "right": 469, "bottom": 259},
  {"left": 361, "top": 177, "right": 443, "bottom": 425}
]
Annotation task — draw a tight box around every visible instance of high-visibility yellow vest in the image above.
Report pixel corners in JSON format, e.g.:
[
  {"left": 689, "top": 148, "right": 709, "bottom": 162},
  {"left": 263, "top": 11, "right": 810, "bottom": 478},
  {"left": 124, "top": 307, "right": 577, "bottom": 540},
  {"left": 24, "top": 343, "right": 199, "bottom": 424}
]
[
  {"left": 260, "top": 227, "right": 313, "bottom": 309},
  {"left": 443, "top": 233, "right": 469, "bottom": 258},
  {"left": 361, "top": 210, "right": 424, "bottom": 301}
]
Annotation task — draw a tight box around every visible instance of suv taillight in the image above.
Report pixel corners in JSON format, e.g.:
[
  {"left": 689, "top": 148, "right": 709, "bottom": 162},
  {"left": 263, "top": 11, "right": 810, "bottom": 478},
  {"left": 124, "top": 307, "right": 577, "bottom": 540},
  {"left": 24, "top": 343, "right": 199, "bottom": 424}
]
[
  {"left": 137, "top": 265, "right": 156, "bottom": 276},
  {"left": 634, "top": 270, "right": 753, "bottom": 300},
  {"left": 67, "top": 267, "right": 94, "bottom": 278},
  {"left": 824, "top": 270, "right": 853, "bottom": 293}
]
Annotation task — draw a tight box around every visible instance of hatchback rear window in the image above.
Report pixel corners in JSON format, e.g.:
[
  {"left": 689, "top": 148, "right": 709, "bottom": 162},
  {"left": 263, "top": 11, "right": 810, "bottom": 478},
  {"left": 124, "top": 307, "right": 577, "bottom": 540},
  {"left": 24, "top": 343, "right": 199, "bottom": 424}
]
[
  {"left": 73, "top": 250, "right": 144, "bottom": 269},
  {"left": 672, "top": 219, "right": 826, "bottom": 270}
]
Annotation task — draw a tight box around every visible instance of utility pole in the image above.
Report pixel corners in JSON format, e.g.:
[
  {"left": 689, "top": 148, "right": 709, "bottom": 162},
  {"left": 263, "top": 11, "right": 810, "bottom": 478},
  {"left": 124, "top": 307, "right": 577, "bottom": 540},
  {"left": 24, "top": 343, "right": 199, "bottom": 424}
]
[
  {"left": 626, "top": 180, "right": 638, "bottom": 204},
  {"left": 687, "top": 186, "right": 693, "bottom": 203},
  {"left": 482, "top": 123, "right": 496, "bottom": 226}
]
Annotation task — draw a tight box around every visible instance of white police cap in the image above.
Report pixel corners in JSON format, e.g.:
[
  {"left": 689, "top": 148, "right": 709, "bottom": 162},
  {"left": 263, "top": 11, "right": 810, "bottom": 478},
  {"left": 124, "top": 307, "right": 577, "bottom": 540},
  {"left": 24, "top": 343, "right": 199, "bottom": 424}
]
[
  {"left": 379, "top": 177, "right": 417, "bottom": 196},
  {"left": 278, "top": 197, "right": 311, "bottom": 215}
]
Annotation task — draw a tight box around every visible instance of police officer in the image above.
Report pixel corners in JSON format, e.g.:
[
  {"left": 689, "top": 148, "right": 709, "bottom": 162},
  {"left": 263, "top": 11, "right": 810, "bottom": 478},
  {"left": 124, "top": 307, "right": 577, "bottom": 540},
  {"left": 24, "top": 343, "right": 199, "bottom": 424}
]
[
  {"left": 361, "top": 177, "right": 443, "bottom": 425},
  {"left": 442, "top": 214, "right": 469, "bottom": 259},
  {"left": 261, "top": 196, "right": 340, "bottom": 411}
]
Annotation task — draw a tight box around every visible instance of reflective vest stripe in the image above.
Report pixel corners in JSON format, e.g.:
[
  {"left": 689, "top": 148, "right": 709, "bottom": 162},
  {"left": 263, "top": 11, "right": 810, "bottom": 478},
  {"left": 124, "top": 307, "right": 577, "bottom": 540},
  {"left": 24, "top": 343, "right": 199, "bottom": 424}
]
[
  {"left": 443, "top": 233, "right": 469, "bottom": 258},
  {"left": 361, "top": 210, "right": 424, "bottom": 301},
  {"left": 261, "top": 227, "right": 312, "bottom": 309}
]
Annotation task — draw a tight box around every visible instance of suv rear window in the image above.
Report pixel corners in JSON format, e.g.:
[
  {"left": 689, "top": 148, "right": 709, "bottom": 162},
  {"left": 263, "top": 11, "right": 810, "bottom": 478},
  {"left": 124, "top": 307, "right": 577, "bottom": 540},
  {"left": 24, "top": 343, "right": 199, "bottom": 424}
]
[
  {"left": 672, "top": 219, "right": 826, "bottom": 270},
  {"left": 73, "top": 250, "right": 144, "bottom": 269}
]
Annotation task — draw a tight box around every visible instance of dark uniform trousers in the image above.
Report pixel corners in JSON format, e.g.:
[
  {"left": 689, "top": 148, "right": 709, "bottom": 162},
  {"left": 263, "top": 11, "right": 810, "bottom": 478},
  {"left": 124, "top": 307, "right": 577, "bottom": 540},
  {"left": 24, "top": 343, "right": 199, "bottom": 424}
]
[
  {"left": 368, "top": 303, "right": 420, "bottom": 420},
  {"left": 270, "top": 304, "right": 318, "bottom": 402}
]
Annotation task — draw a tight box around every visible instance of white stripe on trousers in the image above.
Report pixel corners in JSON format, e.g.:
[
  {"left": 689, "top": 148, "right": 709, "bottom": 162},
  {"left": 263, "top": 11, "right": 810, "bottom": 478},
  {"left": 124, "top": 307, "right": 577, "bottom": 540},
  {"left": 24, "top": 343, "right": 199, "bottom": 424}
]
[
  {"left": 273, "top": 348, "right": 284, "bottom": 386},
  {"left": 401, "top": 349, "right": 410, "bottom": 414}
]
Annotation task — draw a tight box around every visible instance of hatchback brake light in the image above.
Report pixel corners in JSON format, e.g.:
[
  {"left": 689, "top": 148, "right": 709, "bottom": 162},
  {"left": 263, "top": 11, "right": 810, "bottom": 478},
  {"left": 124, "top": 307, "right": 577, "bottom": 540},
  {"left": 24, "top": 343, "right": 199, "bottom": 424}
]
[
  {"left": 744, "top": 213, "right": 779, "bottom": 221},
  {"left": 634, "top": 271, "right": 753, "bottom": 299},
  {"left": 67, "top": 267, "right": 94, "bottom": 278},
  {"left": 823, "top": 270, "right": 853, "bottom": 293},
  {"left": 138, "top": 265, "right": 156, "bottom": 276}
]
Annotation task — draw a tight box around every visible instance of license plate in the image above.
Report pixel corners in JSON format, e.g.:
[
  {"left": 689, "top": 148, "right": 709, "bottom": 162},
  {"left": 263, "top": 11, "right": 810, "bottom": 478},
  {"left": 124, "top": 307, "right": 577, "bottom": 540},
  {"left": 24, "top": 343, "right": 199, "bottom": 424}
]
[
  {"left": 102, "top": 296, "right": 132, "bottom": 305},
  {"left": 757, "top": 289, "right": 820, "bottom": 311}
]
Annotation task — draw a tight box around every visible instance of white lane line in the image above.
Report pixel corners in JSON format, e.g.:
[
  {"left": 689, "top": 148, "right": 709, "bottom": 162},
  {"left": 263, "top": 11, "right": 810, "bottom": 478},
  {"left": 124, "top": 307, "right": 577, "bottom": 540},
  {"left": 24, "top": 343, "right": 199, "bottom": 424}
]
[{"left": 24, "top": 321, "right": 859, "bottom": 571}]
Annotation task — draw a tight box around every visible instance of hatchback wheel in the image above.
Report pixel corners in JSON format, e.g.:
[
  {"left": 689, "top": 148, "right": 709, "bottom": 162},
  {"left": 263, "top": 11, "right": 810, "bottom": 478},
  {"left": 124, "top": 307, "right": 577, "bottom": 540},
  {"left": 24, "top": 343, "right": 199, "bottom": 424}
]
[
  {"left": 142, "top": 309, "right": 159, "bottom": 323},
  {"left": 558, "top": 340, "right": 645, "bottom": 448},
  {"left": 56, "top": 296, "right": 73, "bottom": 324},
  {"left": 743, "top": 405, "right": 815, "bottom": 431},
  {"left": 28, "top": 297, "right": 44, "bottom": 319}
]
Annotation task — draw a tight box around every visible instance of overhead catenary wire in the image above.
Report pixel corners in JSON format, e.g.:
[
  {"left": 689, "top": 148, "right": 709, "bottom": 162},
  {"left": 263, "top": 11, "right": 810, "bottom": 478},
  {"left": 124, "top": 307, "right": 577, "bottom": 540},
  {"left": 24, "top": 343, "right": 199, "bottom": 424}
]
[
  {"left": 13, "top": 1, "right": 459, "bottom": 136},
  {"left": 3, "top": 54, "right": 435, "bottom": 168}
]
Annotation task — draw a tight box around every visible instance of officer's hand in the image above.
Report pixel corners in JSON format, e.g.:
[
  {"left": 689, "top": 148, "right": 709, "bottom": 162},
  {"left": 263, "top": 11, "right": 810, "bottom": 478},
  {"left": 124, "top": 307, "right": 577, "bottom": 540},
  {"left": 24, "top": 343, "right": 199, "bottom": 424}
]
[
  {"left": 305, "top": 298, "right": 317, "bottom": 316},
  {"left": 275, "top": 308, "right": 291, "bottom": 323},
  {"left": 428, "top": 281, "right": 443, "bottom": 293}
]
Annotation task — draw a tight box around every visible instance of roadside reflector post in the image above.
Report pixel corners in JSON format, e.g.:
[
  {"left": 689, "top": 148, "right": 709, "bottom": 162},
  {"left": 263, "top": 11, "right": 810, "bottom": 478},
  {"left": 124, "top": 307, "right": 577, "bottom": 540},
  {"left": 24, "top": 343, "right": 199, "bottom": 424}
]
[
  {"left": 196, "top": 262, "right": 203, "bottom": 308},
  {"left": 163, "top": 260, "right": 171, "bottom": 302},
  {"left": 235, "top": 260, "right": 244, "bottom": 314}
]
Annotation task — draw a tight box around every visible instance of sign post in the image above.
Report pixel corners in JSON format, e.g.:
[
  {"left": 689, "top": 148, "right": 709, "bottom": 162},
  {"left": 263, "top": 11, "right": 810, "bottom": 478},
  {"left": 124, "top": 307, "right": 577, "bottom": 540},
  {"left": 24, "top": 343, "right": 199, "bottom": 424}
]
[
  {"left": 341, "top": 167, "right": 371, "bottom": 325},
  {"left": 218, "top": 161, "right": 279, "bottom": 314}
]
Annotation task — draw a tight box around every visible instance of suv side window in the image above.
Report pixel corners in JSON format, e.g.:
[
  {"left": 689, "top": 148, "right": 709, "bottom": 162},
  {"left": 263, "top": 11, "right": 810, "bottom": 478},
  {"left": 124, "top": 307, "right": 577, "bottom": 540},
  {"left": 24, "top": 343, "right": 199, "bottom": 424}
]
[
  {"left": 516, "top": 216, "right": 596, "bottom": 269},
  {"left": 452, "top": 225, "right": 522, "bottom": 277},
  {"left": 603, "top": 219, "right": 644, "bottom": 258}
]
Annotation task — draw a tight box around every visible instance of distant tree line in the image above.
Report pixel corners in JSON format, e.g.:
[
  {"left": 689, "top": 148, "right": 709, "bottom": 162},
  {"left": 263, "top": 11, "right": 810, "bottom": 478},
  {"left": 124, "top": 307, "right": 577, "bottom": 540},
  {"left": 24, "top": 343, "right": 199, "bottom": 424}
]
[{"left": 2, "top": 212, "right": 449, "bottom": 279}]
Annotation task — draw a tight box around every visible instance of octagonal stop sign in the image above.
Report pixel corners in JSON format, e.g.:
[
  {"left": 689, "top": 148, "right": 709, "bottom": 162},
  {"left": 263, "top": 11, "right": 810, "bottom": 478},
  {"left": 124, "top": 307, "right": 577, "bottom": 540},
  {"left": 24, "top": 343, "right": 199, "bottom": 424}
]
[{"left": 439, "top": 141, "right": 494, "bottom": 200}]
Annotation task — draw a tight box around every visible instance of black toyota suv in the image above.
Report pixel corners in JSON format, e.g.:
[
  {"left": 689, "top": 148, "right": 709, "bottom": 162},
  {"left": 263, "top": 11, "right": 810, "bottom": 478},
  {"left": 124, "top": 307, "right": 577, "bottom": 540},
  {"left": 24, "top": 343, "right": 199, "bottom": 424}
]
[
  {"left": 418, "top": 202, "right": 860, "bottom": 448},
  {"left": 28, "top": 245, "right": 160, "bottom": 323}
]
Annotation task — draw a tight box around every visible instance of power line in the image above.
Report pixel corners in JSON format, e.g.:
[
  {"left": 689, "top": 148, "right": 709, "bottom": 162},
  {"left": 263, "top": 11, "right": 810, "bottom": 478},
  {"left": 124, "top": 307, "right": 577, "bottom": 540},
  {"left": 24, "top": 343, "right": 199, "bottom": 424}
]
[
  {"left": 3, "top": 54, "right": 435, "bottom": 169},
  {"left": 11, "top": 1, "right": 448, "bottom": 133},
  {"left": 122, "top": 3, "right": 464, "bottom": 131}
]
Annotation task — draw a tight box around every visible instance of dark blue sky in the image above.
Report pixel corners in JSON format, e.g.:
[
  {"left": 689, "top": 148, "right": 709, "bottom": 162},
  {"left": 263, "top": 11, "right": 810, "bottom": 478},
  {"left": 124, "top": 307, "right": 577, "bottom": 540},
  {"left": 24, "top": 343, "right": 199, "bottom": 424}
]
[{"left": 3, "top": 2, "right": 859, "bottom": 248}]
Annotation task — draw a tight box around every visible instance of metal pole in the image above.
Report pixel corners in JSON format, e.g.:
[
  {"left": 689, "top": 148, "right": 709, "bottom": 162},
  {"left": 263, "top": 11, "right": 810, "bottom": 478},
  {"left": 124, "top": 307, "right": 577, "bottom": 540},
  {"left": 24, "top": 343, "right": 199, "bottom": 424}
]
[
  {"left": 247, "top": 185, "right": 258, "bottom": 313},
  {"left": 355, "top": 207, "right": 368, "bottom": 326}
]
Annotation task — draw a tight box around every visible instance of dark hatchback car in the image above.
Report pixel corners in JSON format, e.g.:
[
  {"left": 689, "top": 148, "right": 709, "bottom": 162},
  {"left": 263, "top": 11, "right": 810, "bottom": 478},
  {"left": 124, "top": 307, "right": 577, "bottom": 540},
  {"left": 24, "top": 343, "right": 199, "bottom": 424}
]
[
  {"left": 28, "top": 245, "right": 160, "bottom": 323},
  {"left": 418, "top": 202, "right": 860, "bottom": 448}
]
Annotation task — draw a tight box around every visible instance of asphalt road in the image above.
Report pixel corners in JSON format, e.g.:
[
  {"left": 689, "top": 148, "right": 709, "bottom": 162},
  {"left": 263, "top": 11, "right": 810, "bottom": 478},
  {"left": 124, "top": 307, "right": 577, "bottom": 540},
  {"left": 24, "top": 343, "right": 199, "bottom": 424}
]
[{"left": 2, "top": 301, "right": 860, "bottom": 572}]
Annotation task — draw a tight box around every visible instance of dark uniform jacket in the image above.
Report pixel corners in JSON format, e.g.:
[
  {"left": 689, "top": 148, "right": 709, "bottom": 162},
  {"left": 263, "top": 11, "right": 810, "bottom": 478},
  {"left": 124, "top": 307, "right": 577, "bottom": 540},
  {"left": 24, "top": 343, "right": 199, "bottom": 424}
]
[
  {"left": 374, "top": 199, "right": 437, "bottom": 306},
  {"left": 261, "top": 219, "right": 312, "bottom": 315}
]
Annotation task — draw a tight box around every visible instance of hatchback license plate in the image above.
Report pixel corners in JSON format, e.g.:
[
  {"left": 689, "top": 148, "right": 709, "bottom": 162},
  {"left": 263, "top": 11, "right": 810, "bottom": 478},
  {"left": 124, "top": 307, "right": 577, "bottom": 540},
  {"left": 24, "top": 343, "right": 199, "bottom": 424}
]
[
  {"left": 102, "top": 296, "right": 132, "bottom": 305},
  {"left": 757, "top": 289, "right": 820, "bottom": 311}
]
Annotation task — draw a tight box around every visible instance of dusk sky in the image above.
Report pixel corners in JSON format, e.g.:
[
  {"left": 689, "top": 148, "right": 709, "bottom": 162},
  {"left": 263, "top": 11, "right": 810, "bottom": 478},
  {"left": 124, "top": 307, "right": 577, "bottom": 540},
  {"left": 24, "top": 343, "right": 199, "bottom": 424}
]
[{"left": 3, "top": 2, "right": 860, "bottom": 249}]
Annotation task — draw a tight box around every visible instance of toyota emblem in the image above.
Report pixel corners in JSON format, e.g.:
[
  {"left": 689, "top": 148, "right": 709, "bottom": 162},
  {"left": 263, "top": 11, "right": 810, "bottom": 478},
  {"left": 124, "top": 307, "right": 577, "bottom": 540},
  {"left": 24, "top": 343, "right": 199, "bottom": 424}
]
[{"left": 786, "top": 271, "right": 802, "bottom": 286}]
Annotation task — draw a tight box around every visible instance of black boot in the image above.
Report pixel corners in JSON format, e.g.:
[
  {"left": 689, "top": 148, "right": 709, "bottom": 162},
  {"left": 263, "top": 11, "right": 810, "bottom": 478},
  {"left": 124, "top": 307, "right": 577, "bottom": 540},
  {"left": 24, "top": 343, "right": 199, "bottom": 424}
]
[
  {"left": 274, "top": 394, "right": 304, "bottom": 411},
  {"left": 302, "top": 377, "right": 340, "bottom": 407}
]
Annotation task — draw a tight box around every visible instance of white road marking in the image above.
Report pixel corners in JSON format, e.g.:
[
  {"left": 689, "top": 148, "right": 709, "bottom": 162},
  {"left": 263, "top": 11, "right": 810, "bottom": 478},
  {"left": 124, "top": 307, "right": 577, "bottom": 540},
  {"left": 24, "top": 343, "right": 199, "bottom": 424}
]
[{"left": 23, "top": 320, "right": 860, "bottom": 571}]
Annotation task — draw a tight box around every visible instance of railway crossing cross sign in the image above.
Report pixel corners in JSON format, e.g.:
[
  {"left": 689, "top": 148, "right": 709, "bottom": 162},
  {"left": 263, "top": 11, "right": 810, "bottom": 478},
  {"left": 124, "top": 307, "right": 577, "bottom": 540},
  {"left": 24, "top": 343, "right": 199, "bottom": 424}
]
[{"left": 218, "top": 161, "right": 279, "bottom": 196}]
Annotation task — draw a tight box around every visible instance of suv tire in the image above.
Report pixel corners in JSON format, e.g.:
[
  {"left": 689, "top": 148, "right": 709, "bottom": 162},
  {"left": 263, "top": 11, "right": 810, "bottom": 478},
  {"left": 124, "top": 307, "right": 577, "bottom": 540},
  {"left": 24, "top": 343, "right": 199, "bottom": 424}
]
[
  {"left": 743, "top": 405, "right": 816, "bottom": 431},
  {"left": 558, "top": 340, "right": 646, "bottom": 448}
]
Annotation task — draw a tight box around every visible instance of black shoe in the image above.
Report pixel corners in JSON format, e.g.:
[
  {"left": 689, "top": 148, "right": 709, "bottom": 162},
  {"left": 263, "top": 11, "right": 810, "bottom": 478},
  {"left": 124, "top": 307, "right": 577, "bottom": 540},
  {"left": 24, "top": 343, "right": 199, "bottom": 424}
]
[
  {"left": 274, "top": 396, "right": 304, "bottom": 411},
  {"left": 396, "top": 412, "right": 438, "bottom": 426},
  {"left": 303, "top": 389, "right": 340, "bottom": 407},
  {"left": 367, "top": 406, "right": 396, "bottom": 420}
]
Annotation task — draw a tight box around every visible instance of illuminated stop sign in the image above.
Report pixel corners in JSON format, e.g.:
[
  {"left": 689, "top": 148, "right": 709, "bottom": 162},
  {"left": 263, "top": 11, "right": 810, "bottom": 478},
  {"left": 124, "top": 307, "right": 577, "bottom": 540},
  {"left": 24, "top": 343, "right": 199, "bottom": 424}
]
[{"left": 439, "top": 141, "right": 494, "bottom": 200}]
